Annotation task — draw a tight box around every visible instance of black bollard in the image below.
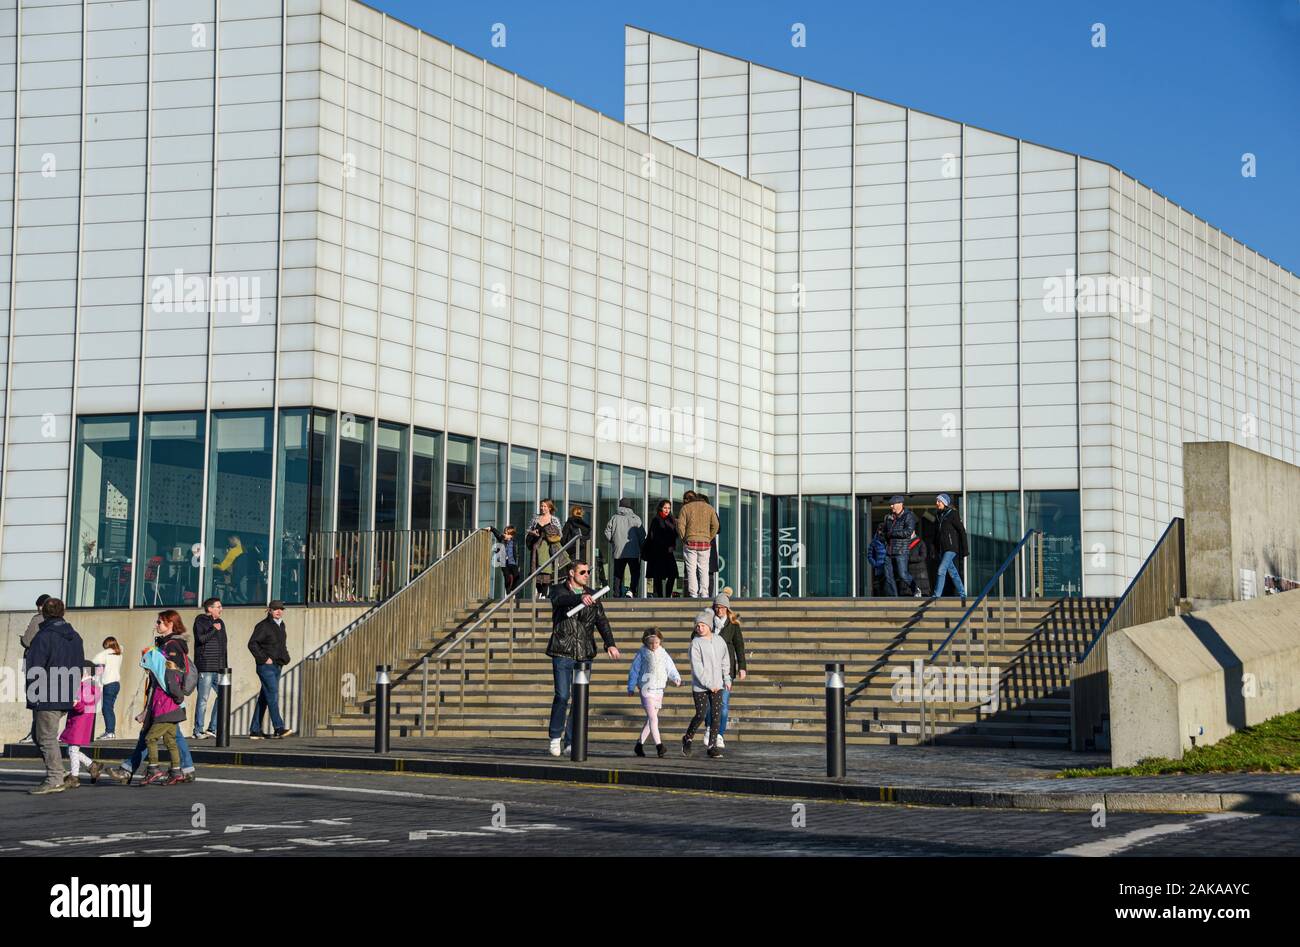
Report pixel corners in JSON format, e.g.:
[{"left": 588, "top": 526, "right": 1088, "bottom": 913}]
[
  {"left": 825, "top": 662, "right": 846, "bottom": 778},
  {"left": 569, "top": 663, "right": 590, "bottom": 762},
  {"left": 215, "top": 667, "right": 232, "bottom": 747},
  {"left": 374, "top": 664, "right": 391, "bottom": 754}
]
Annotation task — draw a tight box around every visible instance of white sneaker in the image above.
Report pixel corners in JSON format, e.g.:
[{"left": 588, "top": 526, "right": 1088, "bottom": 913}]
[
  {"left": 548, "top": 738, "right": 562, "bottom": 757},
  {"left": 715, "top": 735, "right": 726, "bottom": 749},
  {"left": 101, "top": 732, "right": 116, "bottom": 741},
  {"left": 562, "top": 744, "right": 572, "bottom": 757}
]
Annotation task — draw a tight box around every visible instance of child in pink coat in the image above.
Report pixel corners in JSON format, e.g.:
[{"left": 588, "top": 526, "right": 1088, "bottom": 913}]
[{"left": 60, "top": 661, "right": 101, "bottom": 784}]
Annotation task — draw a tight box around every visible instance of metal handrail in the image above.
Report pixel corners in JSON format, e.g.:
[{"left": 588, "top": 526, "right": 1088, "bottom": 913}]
[
  {"left": 1074, "top": 516, "right": 1185, "bottom": 667},
  {"left": 415, "top": 534, "right": 582, "bottom": 736},
  {"left": 927, "top": 529, "right": 1041, "bottom": 666},
  {"left": 297, "top": 528, "right": 492, "bottom": 736}
]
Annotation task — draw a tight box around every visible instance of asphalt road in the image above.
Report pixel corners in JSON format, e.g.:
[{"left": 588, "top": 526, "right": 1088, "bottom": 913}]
[{"left": 1, "top": 759, "right": 1297, "bottom": 858}]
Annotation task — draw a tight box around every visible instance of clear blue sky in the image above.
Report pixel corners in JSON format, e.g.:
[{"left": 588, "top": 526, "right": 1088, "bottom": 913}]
[{"left": 371, "top": 0, "right": 1300, "bottom": 275}]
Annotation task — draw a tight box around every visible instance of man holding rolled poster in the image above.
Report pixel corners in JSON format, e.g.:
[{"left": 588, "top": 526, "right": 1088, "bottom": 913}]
[{"left": 544, "top": 559, "right": 621, "bottom": 757}]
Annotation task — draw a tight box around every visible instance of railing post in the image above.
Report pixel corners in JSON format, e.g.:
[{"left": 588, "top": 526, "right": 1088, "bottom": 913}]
[
  {"left": 825, "top": 662, "right": 846, "bottom": 778},
  {"left": 421, "top": 656, "right": 428, "bottom": 738}
]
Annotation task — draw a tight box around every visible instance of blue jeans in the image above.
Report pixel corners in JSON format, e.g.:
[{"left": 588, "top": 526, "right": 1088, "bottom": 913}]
[
  {"left": 100, "top": 682, "right": 120, "bottom": 735},
  {"left": 716, "top": 686, "right": 731, "bottom": 736},
  {"left": 193, "top": 671, "right": 220, "bottom": 735},
  {"left": 883, "top": 553, "right": 913, "bottom": 596},
  {"left": 127, "top": 727, "right": 194, "bottom": 773},
  {"left": 251, "top": 664, "right": 285, "bottom": 734},
  {"left": 548, "top": 657, "right": 590, "bottom": 742},
  {"left": 933, "top": 551, "right": 966, "bottom": 598}
]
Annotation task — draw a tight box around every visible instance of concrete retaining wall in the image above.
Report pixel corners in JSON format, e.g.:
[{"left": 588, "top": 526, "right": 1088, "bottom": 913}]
[
  {"left": 1184, "top": 441, "right": 1300, "bottom": 608},
  {"left": 1109, "top": 592, "right": 1300, "bottom": 766},
  {"left": 1, "top": 605, "right": 366, "bottom": 747}
]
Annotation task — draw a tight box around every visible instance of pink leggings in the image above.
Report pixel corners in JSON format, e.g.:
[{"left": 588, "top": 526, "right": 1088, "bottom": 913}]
[{"left": 639, "top": 689, "right": 664, "bottom": 745}]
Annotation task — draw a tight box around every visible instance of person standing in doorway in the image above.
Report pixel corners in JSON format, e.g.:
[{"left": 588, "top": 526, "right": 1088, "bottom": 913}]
[
  {"left": 527, "top": 500, "right": 568, "bottom": 600},
  {"left": 882, "top": 496, "right": 919, "bottom": 597},
  {"left": 191, "top": 597, "right": 227, "bottom": 738},
  {"left": 605, "top": 497, "right": 644, "bottom": 597},
  {"left": 544, "top": 560, "right": 620, "bottom": 756},
  {"left": 561, "top": 506, "right": 592, "bottom": 564},
  {"left": 677, "top": 490, "right": 719, "bottom": 598},
  {"left": 643, "top": 499, "right": 680, "bottom": 598},
  {"left": 248, "top": 601, "right": 292, "bottom": 739},
  {"left": 932, "top": 493, "right": 969, "bottom": 599}
]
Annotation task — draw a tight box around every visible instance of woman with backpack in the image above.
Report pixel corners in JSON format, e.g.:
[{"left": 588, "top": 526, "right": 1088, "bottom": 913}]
[
  {"left": 92, "top": 611, "right": 198, "bottom": 785},
  {"left": 526, "top": 499, "right": 569, "bottom": 599}
]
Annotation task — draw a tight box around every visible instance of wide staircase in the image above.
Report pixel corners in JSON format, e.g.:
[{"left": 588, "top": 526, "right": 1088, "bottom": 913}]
[{"left": 317, "top": 593, "right": 1114, "bottom": 748}]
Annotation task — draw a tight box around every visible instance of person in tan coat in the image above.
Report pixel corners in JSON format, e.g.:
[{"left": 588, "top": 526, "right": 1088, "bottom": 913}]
[{"left": 676, "top": 491, "right": 719, "bottom": 598}]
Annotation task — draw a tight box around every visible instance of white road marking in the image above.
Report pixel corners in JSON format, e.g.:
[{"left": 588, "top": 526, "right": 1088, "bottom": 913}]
[{"left": 1052, "top": 812, "right": 1257, "bottom": 857}]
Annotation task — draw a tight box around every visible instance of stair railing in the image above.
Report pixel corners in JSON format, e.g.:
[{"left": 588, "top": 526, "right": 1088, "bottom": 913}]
[
  {"left": 297, "top": 528, "right": 492, "bottom": 737},
  {"left": 1069, "top": 517, "right": 1185, "bottom": 751},
  {"left": 410, "top": 534, "right": 581, "bottom": 737},
  {"left": 915, "top": 528, "right": 1043, "bottom": 744}
]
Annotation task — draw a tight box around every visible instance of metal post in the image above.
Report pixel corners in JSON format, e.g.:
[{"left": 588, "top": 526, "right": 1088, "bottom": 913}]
[
  {"left": 825, "top": 662, "right": 846, "bottom": 778},
  {"left": 570, "top": 663, "right": 590, "bottom": 762},
  {"left": 420, "top": 656, "right": 428, "bottom": 738},
  {"left": 215, "top": 667, "right": 232, "bottom": 747},
  {"left": 374, "top": 664, "right": 391, "bottom": 754}
]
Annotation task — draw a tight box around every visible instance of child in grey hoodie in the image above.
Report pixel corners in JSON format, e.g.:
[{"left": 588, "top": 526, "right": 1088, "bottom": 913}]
[{"left": 683, "top": 609, "right": 730, "bottom": 758}]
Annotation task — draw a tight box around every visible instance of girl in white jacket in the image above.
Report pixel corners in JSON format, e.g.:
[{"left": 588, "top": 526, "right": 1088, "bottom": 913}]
[{"left": 627, "top": 628, "right": 682, "bottom": 758}]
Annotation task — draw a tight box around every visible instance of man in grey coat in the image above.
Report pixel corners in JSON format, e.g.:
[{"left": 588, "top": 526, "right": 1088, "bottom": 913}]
[{"left": 604, "top": 498, "right": 644, "bottom": 598}]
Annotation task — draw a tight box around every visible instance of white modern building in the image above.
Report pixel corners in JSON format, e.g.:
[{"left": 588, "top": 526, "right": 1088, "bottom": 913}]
[{"left": 0, "top": 1, "right": 1293, "bottom": 611}]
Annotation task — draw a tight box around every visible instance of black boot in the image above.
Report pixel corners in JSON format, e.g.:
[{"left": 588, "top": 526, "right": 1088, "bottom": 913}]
[
  {"left": 633, "top": 740, "right": 645, "bottom": 757},
  {"left": 656, "top": 743, "right": 666, "bottom": 758}
]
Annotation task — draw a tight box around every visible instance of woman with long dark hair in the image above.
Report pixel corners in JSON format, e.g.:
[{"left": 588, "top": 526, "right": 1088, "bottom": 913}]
[{"left": 643, "top": 499, "right": 680, "bottom": 598}]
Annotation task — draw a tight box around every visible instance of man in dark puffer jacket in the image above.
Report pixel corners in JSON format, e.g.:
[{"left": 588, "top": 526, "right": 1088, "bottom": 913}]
[{"left": 544, "top": 560, "right": 620, "bottom": 756}]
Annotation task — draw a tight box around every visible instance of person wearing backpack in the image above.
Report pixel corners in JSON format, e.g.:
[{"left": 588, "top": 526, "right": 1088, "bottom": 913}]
[
  {"left": 93, "top": 611, "right": 198, "bottom": 785},
  {"left": 248, "top": 601, "right": 292, "bottom": 739}
]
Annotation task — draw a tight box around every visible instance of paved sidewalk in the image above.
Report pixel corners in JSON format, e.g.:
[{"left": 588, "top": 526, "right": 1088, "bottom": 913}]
[{"left": 6, "top": 737, "right": 1298, "bottom": 815}]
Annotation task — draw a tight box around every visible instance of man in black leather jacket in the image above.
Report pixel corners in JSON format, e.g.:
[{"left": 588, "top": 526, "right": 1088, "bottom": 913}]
[{"left": 544, "top": 560, "right": 620, "bottom": 756}]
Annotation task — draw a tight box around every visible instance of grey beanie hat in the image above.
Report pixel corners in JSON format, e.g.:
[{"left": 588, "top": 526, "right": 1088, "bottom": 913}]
[
  {"left": 694, "top": 609, "right": 714, "bottom": 628},
  {"left": 712, "top": 592, "right": 730, "bottom": 608}
]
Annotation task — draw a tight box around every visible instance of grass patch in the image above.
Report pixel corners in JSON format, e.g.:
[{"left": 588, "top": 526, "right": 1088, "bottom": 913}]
[{"left": 1059, "top": 709, "right": 1300, "bottom": 777}]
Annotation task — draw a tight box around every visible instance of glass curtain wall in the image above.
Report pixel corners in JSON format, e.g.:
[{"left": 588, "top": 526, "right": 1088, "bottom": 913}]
[
  {"left": 135, "top": 413, "right": 205, "bottom": 608},
  {"left": 477, "top": 440, "right": 506, "bottom": 531},
  {"left": 802, "top": 495, "right": 851, "bottom": 597},
  {"left": 763, "top": 495, "right": 799, "bottom": 597},
  {"left": 594, "top": 462, "right": 620, "bottom": 588},
  {"left": 740, "top": 490, "right": 758, "bottom": 598},
  {"left": 854, "top": 496, "right": 875, "bottom": 597},
  {"left": 1026, "top": 489, "right": 1083, "bottom": 596},
  {"left": 566, "top": 457, "right": 593, "bottom": 562},
  {"left": 66, "top": 415, "right": 138, "bottom": 607},
  {"left": 374, "top": 422, "right": 409, "bottom": 531},
  {"left": 540, "top": 451, "right": 566, "bottom": 520},
  {"left": 204, "top": 410, "right": 273, "bottom": 605},
  {"left": 445, "top": 434, "right": 476, "bottom": 530},
  {"left": 966, "top": 491, "right": 1021, "bottom": 596},
  {"left": 336, "top": 415, "right": 373, "bottom": 533},
  {"left": 509, "top": 445, "right": 538, "bottom": 537},
  {"left": 272, "top": 409, "right": 310, "bottom": 604},
  {"left": 717, "top": 486, "right": 738, "bottom": 594},
  {"left": 410, "top": 428, "right": 444, "bottom": 531},
  {"left": 620, "top": 467, "right": 647, "bottom": 595},
  {"left": 307, "top": 410, "right": 336, "bottom": 535}
]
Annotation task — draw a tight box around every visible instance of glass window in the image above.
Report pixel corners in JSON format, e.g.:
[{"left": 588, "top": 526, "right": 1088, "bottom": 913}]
[
  {"left": 740, "top": 489, "right": 758, "bottom": 598},
  {"left": 803, "top": 495, "right": 851, "bottom": 597},
  {"left": 444, "top": 434, "right": 476, "bottom": 531},
  {"left": 620, "top": 468, "right": 647, "bottom": 595},
  {"left": 717, "top": 485, "right": 738, "bottom": 594},
  {"left": 509, "top": 445, "right": 538, "bottom": 536},
  {"left": 763, "top": 495, "right": 799, "bottom": 598},
  {"left": 966, "top": 491, "right": 1022, "bottom": 596},
  {"left": 204, "top": 410, "right": 273, "bottom": 606},
  {"left": 855, "top": 495, "right": 874, "bottom": 597},
  {"left": 273, "top": 409, "right": 310, "bottom": 605},
  {"left": 567, "top": 456, "right": 593, "bottom": 561},
  {"left": 594, "top": 462, "right": 619, "bottom": 587},
  {"left": 336, "top": 415, "right": 373, "bottom": 533},
  {"left": 67, "top": 415, "right": 138, "bottom": 608},
  {"left": 648, "top": 472, "right": 670, "bottom": 513},
  {"left": 411, "top": 428, "right": 444, "bottom": 531},
  {"left": 374, "top": 422, "right": 409, "bottom": 531},
  {"left": 671, "top": 476, "right": 693, "bottom": 508},
  {"left": 135, "top": 412, "right": 205, "bottom": 608},
  {"left": 1026, "top": 489, "right": 1082, "bottom": 597},
  {"left": 477, "top": 439, "right": 505, "bottom": 529},
  {"left": 307, "top": 410, "right": 336, "bottom": 535},
  {"left": 540, "top": 451, "right": 566, "bottom": 518}
]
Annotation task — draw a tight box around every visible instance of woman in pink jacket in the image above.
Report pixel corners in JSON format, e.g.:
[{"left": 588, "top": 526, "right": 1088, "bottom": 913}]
[{"left": 60, "top": 661, "right": 101, "bottom": 786}]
